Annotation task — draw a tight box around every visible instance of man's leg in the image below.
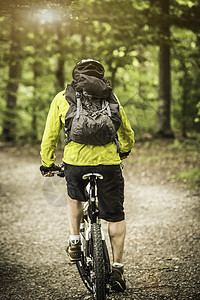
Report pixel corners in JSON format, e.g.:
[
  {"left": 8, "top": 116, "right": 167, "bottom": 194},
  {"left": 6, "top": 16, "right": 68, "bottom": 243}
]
[
  {"left": 66, "top": 196, "right": 82, "bottom": 261},
  {"left": 108, "top": 220, "right": 126, "bottom": 263},
  {"left": 66, "top": 196, "right": 82, "bottom": 235},
  {"left": 108, "top": 220, "right": 126, "bottom": 292}
]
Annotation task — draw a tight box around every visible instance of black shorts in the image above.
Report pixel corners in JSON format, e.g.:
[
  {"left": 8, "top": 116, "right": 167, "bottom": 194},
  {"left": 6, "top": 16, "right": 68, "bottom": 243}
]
[{"left": 64, "top": 164, "right": 125, "bottom": 222}]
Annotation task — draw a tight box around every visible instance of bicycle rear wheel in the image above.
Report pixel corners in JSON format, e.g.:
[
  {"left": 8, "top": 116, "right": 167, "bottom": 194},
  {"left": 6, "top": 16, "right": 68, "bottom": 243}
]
[
  {"left": 91, "top": 223, "right": 106, "bottom": 300},
  {"left": 76, "top": 222, "right": 108, "bottom": 299}
]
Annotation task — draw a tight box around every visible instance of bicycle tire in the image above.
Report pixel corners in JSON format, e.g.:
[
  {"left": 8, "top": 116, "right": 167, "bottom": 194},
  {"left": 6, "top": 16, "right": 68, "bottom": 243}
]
[
  {"left": 76, "top": 224, "right": 109, "bottom": 299},
  {"left": 91, "top": 223, "right": 106, "bottom": 300},
  {"left": 102, "top": 240, "right": 111, "bottom": 284}
]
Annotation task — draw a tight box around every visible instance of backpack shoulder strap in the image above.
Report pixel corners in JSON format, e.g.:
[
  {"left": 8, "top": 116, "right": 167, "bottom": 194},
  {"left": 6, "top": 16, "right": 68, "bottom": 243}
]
[{"left": 76, "top": 91, "right": 82, "bottom": 119}]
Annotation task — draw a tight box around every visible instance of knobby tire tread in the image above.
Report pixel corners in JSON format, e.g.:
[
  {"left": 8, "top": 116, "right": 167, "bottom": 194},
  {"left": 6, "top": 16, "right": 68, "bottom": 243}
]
[{"left": 91, "top": 223, "right": 106, "bottom": 300}]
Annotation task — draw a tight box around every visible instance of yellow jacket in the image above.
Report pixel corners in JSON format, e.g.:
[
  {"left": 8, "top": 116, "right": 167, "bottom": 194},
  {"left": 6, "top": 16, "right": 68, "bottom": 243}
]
[{"left": 40, "top": 91, "right": 135, "bottom": 167}]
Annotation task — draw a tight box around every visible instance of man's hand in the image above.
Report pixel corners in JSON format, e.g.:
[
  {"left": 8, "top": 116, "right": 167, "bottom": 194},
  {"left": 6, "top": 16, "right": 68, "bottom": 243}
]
[
  {"left": 40, "top": 164, "right": 61, "bottom": 177},
  {"left": 119, "top": 151, "right": 131, "bottom": 160}
]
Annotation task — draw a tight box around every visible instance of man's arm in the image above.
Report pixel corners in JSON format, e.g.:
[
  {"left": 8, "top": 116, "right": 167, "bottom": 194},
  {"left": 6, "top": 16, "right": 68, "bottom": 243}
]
[
  {"left": 118, "top": 105, "right": 135, "bottom": 154},
  {"left": 40, "top": 96, "right": 63, "bottom": 167}
]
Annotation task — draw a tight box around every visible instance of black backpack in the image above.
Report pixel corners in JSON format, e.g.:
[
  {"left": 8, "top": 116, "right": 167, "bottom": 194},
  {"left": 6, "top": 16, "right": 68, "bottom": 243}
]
[{"left": 64, "top": 74, "right": 121, "bottom": 149}]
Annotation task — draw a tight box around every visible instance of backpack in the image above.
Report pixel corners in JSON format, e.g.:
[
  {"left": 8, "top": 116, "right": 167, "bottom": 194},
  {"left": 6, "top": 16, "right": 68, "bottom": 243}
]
[{"left": 64, "top": 74, "right": 121, "bottom": 149}]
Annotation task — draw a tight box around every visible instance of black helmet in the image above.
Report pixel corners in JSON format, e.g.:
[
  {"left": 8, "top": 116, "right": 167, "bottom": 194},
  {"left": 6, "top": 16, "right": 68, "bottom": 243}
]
[{"left": 72, "top": 59, "right": 105, "bottom": 79}]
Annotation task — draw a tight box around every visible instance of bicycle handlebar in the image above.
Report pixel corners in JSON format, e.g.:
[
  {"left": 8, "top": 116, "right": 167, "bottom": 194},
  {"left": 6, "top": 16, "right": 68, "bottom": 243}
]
[{"left": 44, "top": 164, "right": 65, "bottom": 177}]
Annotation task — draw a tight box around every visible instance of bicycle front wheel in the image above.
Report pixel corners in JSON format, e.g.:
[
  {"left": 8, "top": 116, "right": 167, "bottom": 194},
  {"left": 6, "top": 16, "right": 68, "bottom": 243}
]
[{"left": 91, "top": 223, "right": 106, "bottom": 300}]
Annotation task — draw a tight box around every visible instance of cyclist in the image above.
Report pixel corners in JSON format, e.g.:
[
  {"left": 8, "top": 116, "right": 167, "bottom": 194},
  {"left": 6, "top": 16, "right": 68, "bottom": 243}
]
[{"left": 40, "top": 59, "right": 135, "bottom": 293}]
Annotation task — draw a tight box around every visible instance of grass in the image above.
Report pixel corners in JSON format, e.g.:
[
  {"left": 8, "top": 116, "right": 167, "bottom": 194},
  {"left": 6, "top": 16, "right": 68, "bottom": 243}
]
[
  {"left": 171, "top": 168, "right": 200, "bottom": 189},
  {"left": 128, "top": 137, "right": 200, "bottom": 191}
]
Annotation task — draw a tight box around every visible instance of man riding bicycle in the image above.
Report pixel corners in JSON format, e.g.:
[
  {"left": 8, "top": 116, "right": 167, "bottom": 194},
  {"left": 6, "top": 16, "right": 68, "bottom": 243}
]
[{"left": 40, "top": 59, "right": 135, "bottom": 293}]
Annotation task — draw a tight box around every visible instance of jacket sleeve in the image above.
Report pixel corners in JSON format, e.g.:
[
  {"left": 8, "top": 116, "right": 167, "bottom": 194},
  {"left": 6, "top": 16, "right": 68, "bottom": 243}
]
[
  {"left": 118, "top": 105, "right": 135, "bottom": 153},
  {"left": 40, "top": 95, "right": 63, "bottom": 167}
]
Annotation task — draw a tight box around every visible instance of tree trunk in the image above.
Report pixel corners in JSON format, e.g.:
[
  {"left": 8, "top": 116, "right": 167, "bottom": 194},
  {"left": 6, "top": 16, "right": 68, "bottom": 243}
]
[
  {"left": 31, "top": 60, "right": 41, "bottom": 142},
  {"left": 111, "top": 67, "right": 117, "bottom": 88},
  {"left": 2, "top": 12, "right": 22, "bottom": 142},
  {"left": 180, "top": 60, "right": 189, "bottom": 138},
  {"left": 55, "top": 57, "right": 65, "bottom": 90},
  {"left": 156, "top": 0, "right": 174, "bottom": 138},
  {"left": 55, "top": 24, "right": 65, "bottom": 91}
]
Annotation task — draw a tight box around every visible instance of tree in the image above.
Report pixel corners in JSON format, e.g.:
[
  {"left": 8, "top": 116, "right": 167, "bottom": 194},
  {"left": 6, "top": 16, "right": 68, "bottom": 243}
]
[
  {"left": 156, "top": 0, "right": 174, "bottom": 137},
  {"left": 0, "top": 0, "right": 200, "bottom": 143},
  {"left": 55, "top": 24, "right": 65, "bottom": 92},
  {"left": 2, "top": 11, "right": 22, "bottom": 142},
  {"left": 172, "top": 30, "right": 200, "bottom": 137}
]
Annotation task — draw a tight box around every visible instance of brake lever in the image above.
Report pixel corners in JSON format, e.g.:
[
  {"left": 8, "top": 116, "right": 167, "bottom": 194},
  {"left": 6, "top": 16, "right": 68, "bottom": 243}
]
[{"left": 44, "top": 171, "right": 55, "bottom": 177}]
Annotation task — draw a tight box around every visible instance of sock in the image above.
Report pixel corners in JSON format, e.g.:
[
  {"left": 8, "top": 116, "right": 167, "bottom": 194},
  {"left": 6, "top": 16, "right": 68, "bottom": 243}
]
[
  {"left": 113, "top": 262, "right": 124, "bottom": 268},
  {"left": 70, "top": 235, "right": 80, "bottom": 244},
  {"left": 112, "top": 262, "right": 124, "bottom": 273}
]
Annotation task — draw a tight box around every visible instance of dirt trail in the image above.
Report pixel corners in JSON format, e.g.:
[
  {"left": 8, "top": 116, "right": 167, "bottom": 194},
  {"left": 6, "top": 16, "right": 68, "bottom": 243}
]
[{"left": 0, "top": 149, "right": 199, "bottom": 299}]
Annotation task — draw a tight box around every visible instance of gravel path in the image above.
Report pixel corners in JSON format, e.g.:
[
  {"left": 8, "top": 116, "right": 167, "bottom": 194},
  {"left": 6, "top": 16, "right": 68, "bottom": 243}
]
[{"left": 0, "top": 149, "right": 199, "bottom": 299}]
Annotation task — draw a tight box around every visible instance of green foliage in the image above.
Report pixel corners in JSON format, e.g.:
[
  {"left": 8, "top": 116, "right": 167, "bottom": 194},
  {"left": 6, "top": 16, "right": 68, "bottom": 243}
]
[
  {"left": 167, "top": 138, "right": 200, "bottom": 188},
  {"left": 172, "top": 168, "right": 200, "bottom": 188},
  {"left": 171, "top": 27, "right": 200, "bottom": 136},
  {"left": 0, "top": 0, "right": 200, "bottom": 143},
  {"left": 130, "top": 138, "right": 200, "bottom": 191},
  {"left": 194, "top": 102, "right": 200, "bottom": 123}
]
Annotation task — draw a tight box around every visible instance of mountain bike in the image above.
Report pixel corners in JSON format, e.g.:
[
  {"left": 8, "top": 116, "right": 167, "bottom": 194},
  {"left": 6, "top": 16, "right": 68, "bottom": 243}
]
[{"left": 46, "top": 165, "right": 111, "bottom": 300}]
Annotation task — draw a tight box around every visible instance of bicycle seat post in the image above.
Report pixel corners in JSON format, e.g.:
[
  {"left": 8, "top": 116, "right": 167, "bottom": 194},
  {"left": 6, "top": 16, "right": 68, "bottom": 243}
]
[
  {"left": 82, "top": 173, "right": 103, "bottom": 224},
  {"left": 82, "top": 172, "right": 103, "bottom": 201}
]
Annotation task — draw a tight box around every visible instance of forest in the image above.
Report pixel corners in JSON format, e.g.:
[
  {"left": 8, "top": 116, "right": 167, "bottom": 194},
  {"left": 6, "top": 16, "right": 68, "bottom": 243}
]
[{"left": 0, "top": 0, "right": 200, "bottom": 144}]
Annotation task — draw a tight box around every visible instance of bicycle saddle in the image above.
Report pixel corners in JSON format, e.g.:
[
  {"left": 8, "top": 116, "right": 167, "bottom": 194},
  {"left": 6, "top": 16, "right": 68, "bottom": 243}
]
[{"left": 82, "top": 173, "right": 103, "bottom": 180}]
